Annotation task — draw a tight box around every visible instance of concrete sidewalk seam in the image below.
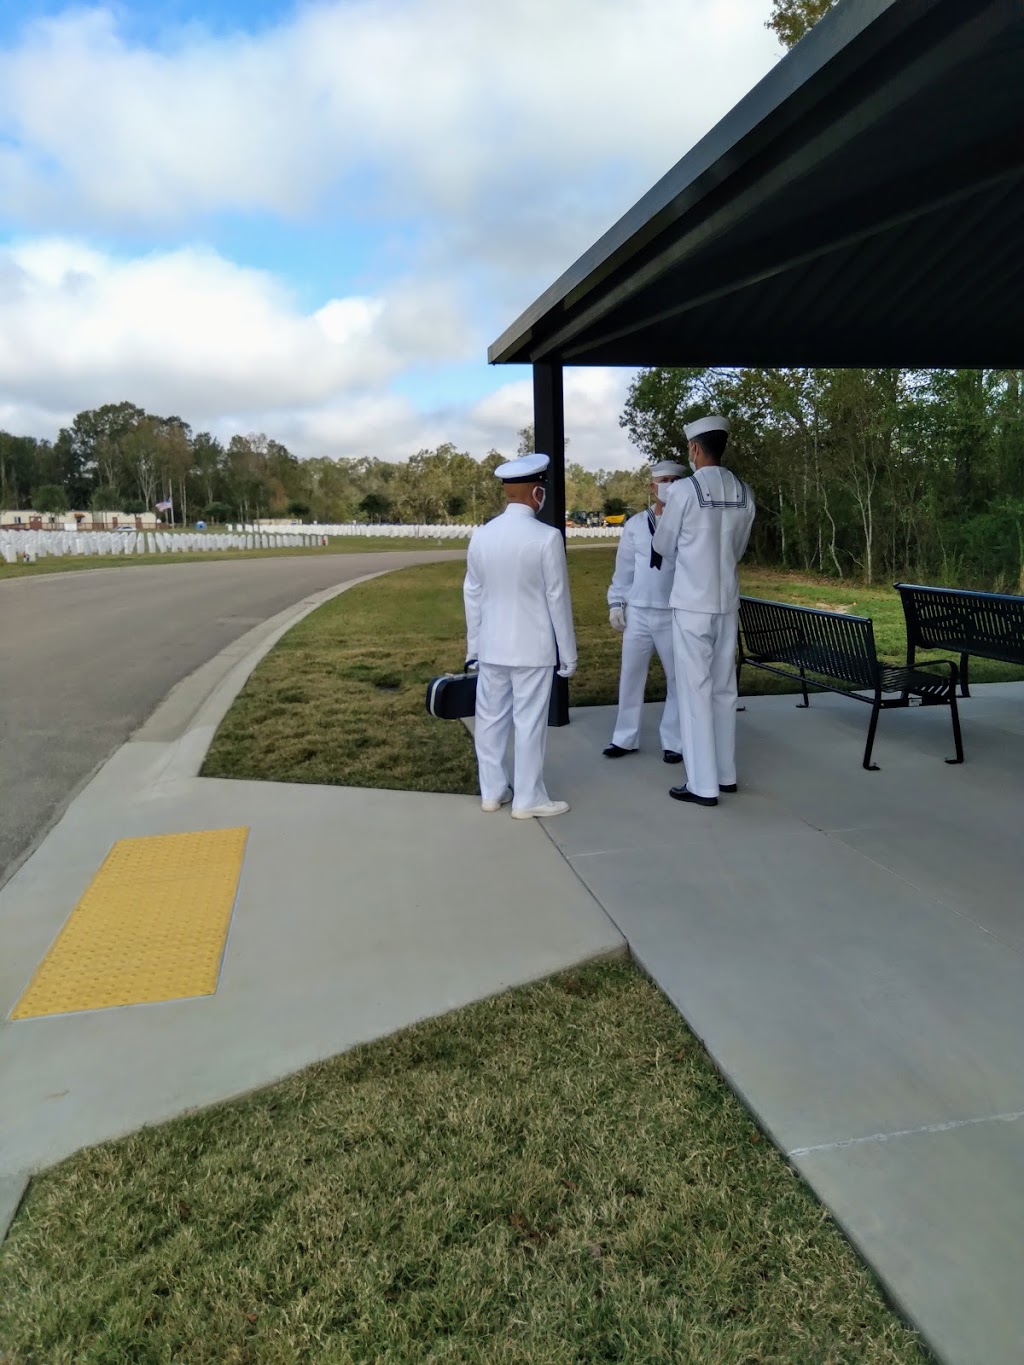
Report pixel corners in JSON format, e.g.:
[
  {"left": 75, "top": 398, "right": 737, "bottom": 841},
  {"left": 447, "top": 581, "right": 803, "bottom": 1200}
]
[
  {"left": 789, "top": 1108, "right": 1024, "bottom": 1157},
  {"left": 822, "top": 829, "right": 1024, "bottom": 963}
]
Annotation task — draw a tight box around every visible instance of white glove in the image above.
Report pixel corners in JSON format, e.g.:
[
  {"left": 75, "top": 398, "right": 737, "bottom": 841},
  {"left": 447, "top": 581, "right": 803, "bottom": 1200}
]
[
  {"left": 608, "top": 605, "right": 627, "bottom": 633},
  {"left": 557, "top": 660, "right": 577, "bottom": 679}
]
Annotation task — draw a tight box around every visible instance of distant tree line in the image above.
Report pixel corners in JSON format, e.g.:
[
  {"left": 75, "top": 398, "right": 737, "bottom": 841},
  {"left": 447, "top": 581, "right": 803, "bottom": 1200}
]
[
  {"left": 0, "top": 403, "right": 651, "bottom": 528},
  {"left": 622, "top": 367, "right": 1024, "bottom": 591},
  {"left": 5, "top": 368, "right": 1024, "bottom": 590}
]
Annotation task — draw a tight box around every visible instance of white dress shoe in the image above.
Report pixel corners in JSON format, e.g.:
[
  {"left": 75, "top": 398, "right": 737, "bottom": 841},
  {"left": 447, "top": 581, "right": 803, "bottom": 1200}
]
[
  {"left": 481, "top": 788, "right": 513, "bottom": 813},
  {"left": 510, "top": 800, "right": 570, "bottom": 820}
]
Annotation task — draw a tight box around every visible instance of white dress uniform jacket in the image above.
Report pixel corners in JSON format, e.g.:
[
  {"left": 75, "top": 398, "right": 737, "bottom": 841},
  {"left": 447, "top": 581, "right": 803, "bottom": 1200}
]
[
  {"left": 464, "top": 504, "right": 577, "bottom": 813},
  {"left": 652, "top": 468, "right": 754, "bottom": 614},
  {"left": 608, "top": 509, "right": 675, "bottom": 610},
  {"left": 652, "top": 468, "right": 756, "bottom": 799},
  {"left": 465, "top": 504, "right": 576, "bottom": 668},
  {"left": 607, "top": 509, "right": 680, "bottom": 753}
]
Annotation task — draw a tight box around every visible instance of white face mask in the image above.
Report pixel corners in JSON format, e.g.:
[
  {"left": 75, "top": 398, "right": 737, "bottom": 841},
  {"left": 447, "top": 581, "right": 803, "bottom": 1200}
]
[
  {"left": 652, "top": 479, "right": 676, "bottom": 503},
  {"left": 532, "top": 486, "right": 546, "bottom": 513}
]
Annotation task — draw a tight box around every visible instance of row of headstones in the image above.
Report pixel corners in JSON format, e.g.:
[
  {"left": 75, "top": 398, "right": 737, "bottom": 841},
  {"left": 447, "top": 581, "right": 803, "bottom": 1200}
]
[
  {"left": 0, "top": 529, "right": 318, "bottom": 564},
  {"left": 259, "top": 522, "right": 622, "bottom": 539}
]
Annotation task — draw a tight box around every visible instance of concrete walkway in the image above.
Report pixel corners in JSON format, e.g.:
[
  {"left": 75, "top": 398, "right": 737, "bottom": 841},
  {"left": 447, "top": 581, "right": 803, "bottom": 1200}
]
[
  {"left": 2, "top": 602, "right": 1023, "bottom": 1363},
  {"left": 540, "top": 686, "right": 1024, "bottom": 1365},
  {"left": 0, "top": 658, "right": 623, "bottom": 1232}
]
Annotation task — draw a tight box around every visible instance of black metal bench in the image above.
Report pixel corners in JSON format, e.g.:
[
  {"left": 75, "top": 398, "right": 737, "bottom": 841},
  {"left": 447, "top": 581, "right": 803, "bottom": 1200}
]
[
  {"left": 737, "top": 596, "right": 963, "bottom": 770},
  {"left": 895, "top": 582, "right": 1024, "bottom": 698}
]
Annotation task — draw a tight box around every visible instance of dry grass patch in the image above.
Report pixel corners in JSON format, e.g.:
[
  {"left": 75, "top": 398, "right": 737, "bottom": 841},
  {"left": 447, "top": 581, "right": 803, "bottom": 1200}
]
[
  {"left": 0, "top": 962, "right": 927, "bottom": 1365},
  {"left": 202, "top": 557, "right": 479, "bottom": 792}
]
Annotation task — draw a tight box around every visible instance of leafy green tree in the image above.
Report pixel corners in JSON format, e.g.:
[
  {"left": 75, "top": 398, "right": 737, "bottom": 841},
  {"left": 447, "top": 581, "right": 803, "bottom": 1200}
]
[
  {"left": 60, "top": 401, "right": 147, "bottom": 498},
  {"left": 286, "top": 499, "right": 311, "bottom": 520},
  {"left": 192, "top": 433, "right": 226, "bottom": 509},
  {"left": 565, "top": 463, "right": 603, "bottom": 515},
  {"left": 33, "top": 484, "right": 68, "bottom": 514},
  {"left": 620, "top": 368, "right": 715, "bottom": 463},
  {"left": 767, "top": 0, "right": 837, "bottom": 48},
  {"left": 1, "top": 433, "right": 45, "bottom": 507},
  {"left": 360, "top": 492, "right": 392, "bottom": 521},
  {"left": 90, "top": 484, "right": 121, "bottom": 511},
  {"left": 224, "top": 434, "right": 273, "bottom": 523}
]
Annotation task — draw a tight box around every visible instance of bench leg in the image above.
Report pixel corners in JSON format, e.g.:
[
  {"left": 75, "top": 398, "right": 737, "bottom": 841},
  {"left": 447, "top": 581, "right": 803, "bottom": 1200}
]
[
  {"left": 945, "top": 684, "right": 965, "bottom": 765},
  {"left": 959, "top": 652, "right": 970, "bottom": 699},
  {"left": 863, "top": 700, "right": 881, "bottom": 771}
]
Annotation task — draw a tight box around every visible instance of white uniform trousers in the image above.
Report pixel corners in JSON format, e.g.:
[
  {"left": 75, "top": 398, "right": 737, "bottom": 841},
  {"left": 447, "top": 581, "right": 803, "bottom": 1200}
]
[
  {"left": 611, "top": 606, "right": 681, "bottom": 753},
  {"left": 474, "top": 664, "right": 553, "bottom": 812},
  {"left": 671, "top": 610, "right": 739, "bottom": 798}
]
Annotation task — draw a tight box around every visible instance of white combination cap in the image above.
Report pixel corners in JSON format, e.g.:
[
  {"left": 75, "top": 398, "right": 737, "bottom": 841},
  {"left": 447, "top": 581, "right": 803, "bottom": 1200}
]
[
  {"left": 494, "top": 452, "right": 550, "bottom": 482},
  {"left": 650, "top": 460, "right": 687, "bottom": 479},
  {"left": 683, "top": 415, "right": 731, "bottom": 440}
]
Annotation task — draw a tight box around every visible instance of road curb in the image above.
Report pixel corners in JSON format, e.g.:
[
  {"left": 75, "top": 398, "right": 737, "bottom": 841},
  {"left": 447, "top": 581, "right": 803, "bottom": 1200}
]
[
  {"left": 0, "top": 1172, "right": 29, "bottom": 1243},
  {"left": 134, "top": 570, "right": 391, "bottom": 781}
]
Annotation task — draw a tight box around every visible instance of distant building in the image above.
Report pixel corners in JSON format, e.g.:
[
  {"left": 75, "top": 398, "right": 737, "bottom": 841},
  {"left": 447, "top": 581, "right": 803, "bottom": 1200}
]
[
  {"left": 69, "top": 511, "right": 160, "bottom": 530},
  {"left": 1, "top": 510, "right": 49, "bottom": 529},
  {"left": 3, "top": 508, "right": 159, "bottom": 531}
]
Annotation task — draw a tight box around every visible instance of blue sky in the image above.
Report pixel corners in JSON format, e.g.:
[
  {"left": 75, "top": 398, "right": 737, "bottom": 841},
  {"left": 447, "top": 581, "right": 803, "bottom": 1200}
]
[{"left": 0, "top": 0, "right": 782, "bottom": 468}]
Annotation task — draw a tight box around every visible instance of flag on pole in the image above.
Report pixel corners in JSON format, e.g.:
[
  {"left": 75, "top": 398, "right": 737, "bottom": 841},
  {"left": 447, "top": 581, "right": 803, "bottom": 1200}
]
[{"left": 155, "top": 499, "right": 173, "bottom": 511}]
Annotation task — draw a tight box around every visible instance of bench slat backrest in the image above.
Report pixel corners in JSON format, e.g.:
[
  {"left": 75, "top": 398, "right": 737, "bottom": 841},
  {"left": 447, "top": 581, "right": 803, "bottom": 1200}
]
[
  {"left": 895, "top": 583, "right": 1024, "bottom": 663},
  {"left": 739, "top": 597, "right": 878, "bottom": 689}
]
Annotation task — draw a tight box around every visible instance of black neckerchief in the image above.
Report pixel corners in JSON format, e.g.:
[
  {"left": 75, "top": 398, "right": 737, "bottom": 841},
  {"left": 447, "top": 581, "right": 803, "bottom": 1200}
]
[{"left": 647, "top": 508, "right": 662, "bottom": 570}]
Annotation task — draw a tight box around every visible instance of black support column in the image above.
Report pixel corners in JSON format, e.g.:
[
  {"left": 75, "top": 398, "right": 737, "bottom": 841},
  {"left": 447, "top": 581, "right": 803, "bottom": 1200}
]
[{"left": 533, "top": 361, "right": 570, "bottom": 726}]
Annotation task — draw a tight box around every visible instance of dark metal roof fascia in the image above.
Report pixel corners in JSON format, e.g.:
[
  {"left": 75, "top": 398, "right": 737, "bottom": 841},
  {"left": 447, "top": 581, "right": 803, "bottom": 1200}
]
[
  {"left": 556, "top": 144, "right": 1024, "bottom": 363},
  {"left": 486, "top": 0, "right": 961, "bottom": 365},
  {"left": 532, "top": 8, "right": 1011, "bottom": 365}
]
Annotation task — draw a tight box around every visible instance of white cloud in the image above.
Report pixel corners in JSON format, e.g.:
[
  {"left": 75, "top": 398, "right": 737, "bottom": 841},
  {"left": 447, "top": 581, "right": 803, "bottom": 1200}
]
[
  {"left": 0, "top": 236, "right": 474, "bottom": 418},
  {"left": 0, "top": 1, "right": 781, "bottom": 280},
  {"left": 0, "top": 2, "right": 782, "bottom": 470},
  {"left": 466, "top": 370, "right": 640, "bottom": 470},
  {"left": 0, "top": 240, "right": 638, "bottom": 466},
  {"left": 208, "top": 368, "right": 641, "bottom": 470}
]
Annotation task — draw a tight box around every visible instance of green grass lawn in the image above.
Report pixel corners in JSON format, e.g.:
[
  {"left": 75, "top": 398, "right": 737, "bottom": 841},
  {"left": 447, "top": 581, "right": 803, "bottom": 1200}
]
[
  {"left": 0, "top": 961, "right": 927, "bottom": 1365},
  {"left": 203, "top": 549, "right": 1024, "bottom": 793},
  {"left": 0, "top": 535, "right": 469, "bottom": 580}
]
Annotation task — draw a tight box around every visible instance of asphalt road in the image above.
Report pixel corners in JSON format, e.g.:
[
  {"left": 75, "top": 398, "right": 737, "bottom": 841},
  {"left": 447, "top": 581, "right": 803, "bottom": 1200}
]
[{"left": 0, "top": 551, "right": 463, "bottom": 888}]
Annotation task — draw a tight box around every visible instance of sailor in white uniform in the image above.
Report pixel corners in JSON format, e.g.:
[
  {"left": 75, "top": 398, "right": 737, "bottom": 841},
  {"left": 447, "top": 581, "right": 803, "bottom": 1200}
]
[
  {"left": 652, "top": 416, "right": 755, "bottom": 807},
  {"left": 463, "top": 453, "right": 577, "bottom": 819},
  {"left": 604, "top": 460, "right": 686, "bottom": 764}
]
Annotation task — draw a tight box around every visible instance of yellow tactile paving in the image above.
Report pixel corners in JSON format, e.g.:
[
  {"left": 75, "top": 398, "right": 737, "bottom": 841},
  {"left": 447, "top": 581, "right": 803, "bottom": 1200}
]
[{"left": 10, "top": 828, "right": 249, "bottom": 1020}]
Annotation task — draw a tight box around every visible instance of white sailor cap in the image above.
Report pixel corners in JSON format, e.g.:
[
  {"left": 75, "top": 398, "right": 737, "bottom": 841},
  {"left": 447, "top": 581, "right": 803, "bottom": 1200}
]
[
  {"left": 650, "top": 460, "right": 687, "bottom": 479},
  {"left": 684, "top": 415, "right": 731, "bottom": 440},
  {"left": 494, "top": 452, "right": 550, "bottom": 483}
]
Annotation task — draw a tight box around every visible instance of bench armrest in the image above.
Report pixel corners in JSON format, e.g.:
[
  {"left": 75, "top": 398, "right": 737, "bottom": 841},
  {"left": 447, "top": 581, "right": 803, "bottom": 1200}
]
[{"left": 909, "top": 658, "right": 959, "bottom": 685}]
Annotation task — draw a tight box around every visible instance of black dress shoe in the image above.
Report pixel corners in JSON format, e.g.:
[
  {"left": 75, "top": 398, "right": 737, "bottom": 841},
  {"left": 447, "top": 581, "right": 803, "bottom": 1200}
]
[
  {"left": 663, "top": 750, "right": 683, "bottom": 764},
  {"left": 603, "top": 744, "right": 637, "bottom": 758},
  {"left": 669, "top": 785, "right": 718, "bottom": 807},
  {"left": 719, "top": 783, "right": 737, "bottom": 793}
]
